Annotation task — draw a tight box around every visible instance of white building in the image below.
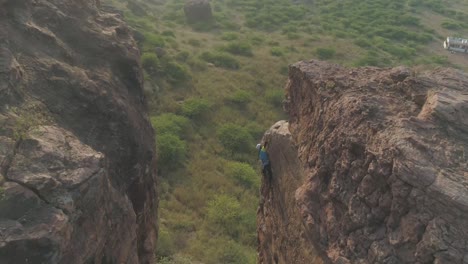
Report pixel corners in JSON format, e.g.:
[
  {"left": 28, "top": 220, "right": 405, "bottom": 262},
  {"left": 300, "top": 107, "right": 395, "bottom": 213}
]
[{"left": 444, "top": 37, "right": 468, "bottom": 53}]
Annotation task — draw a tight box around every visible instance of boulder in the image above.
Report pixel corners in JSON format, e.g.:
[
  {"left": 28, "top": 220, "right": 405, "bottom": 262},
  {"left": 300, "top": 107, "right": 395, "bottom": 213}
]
[{"left": 184, "top": 0, "right": 213, "bottom": 23}]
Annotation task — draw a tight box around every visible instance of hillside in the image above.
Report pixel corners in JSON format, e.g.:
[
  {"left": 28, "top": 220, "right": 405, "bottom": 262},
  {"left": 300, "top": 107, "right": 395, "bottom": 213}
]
[{"left": 103, "top": 0, "right": 468, "bottom": 263}]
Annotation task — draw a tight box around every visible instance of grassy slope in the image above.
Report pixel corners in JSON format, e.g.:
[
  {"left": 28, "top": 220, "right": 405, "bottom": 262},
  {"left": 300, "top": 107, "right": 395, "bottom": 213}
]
[{"left": 104, "top": 0, "right": 468, "bottom": 263}]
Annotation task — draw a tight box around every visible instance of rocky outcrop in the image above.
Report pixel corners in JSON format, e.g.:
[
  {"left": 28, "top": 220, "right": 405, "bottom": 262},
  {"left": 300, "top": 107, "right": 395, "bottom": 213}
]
[
  {"left": 184, "top": 0, "right": 213, "bottom": 23},
  {"left": 257, "top": 121, "right": 323, "bottom": 264},
  {"left": 0, "top": 0, "right": 158, "bottom": 263},
  {"left": 259, "top": 60, "right": 468, "bottom": 264}
]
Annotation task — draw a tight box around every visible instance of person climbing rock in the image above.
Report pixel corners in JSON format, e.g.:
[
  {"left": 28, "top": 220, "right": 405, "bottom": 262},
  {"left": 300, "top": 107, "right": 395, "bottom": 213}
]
[{"left": 256, "top": 142, "right": 273, "bottom": 182}]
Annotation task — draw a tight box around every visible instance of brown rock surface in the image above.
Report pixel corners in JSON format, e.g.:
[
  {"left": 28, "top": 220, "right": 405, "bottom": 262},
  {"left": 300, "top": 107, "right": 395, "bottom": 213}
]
[
  {"left": 0, "top": 0, "right": 157, "bottom": 263},
  {"left": 259, "top": 60, "right": 468, "bottom": 264},
  {"left": 184, "top": 0, "right": 213, "bottom": 23},
  {"left": 258, "top": 120, "right": 323, "bottom": 264}
]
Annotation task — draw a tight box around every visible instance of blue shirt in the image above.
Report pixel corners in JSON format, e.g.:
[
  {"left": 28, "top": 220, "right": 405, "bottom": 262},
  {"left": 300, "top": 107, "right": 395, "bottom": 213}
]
[{"left": 259, "top": 147, "right": 269, "bottom": 166}]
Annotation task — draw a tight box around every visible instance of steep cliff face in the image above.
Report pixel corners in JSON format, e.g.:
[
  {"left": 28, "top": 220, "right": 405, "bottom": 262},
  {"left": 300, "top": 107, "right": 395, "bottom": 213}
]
[
  {"left": 0, "top": 1, "right": 158, "bottom": 263},
  {"left": 257, "top": 120, "right": 323, "bottom": 264},
  {"left": 259, "top": 60, "right": 468, "bottom": 264}
]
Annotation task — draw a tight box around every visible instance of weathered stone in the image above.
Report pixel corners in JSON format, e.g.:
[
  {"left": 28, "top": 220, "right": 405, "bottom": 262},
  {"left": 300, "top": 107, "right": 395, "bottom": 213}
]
[
  {"left": 184, "top": 0, "right": 213, "bottom": 23},
  {"left": 259, "top": 60, "right": 468, "bottom": 264},
  {"left": 257, "top": 121, "right": 323, "bottom": 264},
  {"left": 0, "top": 0, "right": 158, "bottom": 263}
]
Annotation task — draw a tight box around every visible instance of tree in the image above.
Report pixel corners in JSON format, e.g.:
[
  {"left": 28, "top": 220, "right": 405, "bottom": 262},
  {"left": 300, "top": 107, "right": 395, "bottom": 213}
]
[
  {"left": 217, "top": 124, "right": 253, "bottom": 154},
  {"left": 157, "top": 134, "right": 186, "bottom": 169}
]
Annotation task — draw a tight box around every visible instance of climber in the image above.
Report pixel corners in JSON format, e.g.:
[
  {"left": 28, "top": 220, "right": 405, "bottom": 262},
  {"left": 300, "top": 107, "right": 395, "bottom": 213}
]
[{"left": 256, "top": 142, "right": 273, "bottom": 182}]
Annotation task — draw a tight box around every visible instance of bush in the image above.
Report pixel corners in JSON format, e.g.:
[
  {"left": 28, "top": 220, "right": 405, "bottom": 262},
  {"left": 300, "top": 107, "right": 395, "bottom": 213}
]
[
  {"left": 151, "top": 113, "right": 190, "bottom": 137},
  {"left": 200, "top": 52, "right": 240, "bottom": 69},
  {"left": 206, "top": 195, "right": 242, "bottom": 230},
  {"left": 163, "top": 61, "right": 191, "bottom": 83},
  {"left": 430, "top": 55, "right": 449, "bottom": 65},
  {"left": 187, "top": 38, "right": 201, "bottom": 47},
  {"left": 175, "top": 51, "right": 190, "bottom": 62},
  {"left": 181, "top": 98, "right": 211, "bottom": 119},
  {"left": 187, "top": 57, "right": 208, "bottom": 71},
  {"left": 141, "top": 53, "right": 160, "bottom": 72},
  {"left": 217, "top": 123, "right": 253, "bottom": 153},
  {"left": 222, "top": 32, "right": 239, "bottom": 41},
  {"left": 315, "top": 47, "right": 336, "bottom": 60},
  {"left": 265, "top": 89, "right": 284, "bottom": 107},
  {"left": 245, "top": 122, "right": 264, "bottom": 140},
  {"left": 157, "top": 134, "right": 186, "bottom": 168},
  {"left": 270, "top": 47, "right": 285, "bottom": 57},
  {"left": 162, "top": 30, "right": 176, "bottom": 37},
  {"left": 143, "top": 32, "right": 165, "bottom": 47},
  {"left": 217, "top": 241, "right": 249, "bottom": 264},
  {"left": 157, "top": 228, "right": 175, "bottom": 258},
  {"left": 159, "top": 255, "right": 194, "bottom": 264},
  {"left": 249, "top": 34, "right": 264, "bottom": 45},
  {"left": 228, "top": 90, "right": 252, "bottom": 105},
  {"left": 441, "top": 20, "right": 462, "bottom": 30},
  {"left": 225, "top": 161, "right": 259, "bottom": 189},
  {"left": 221, "top": 42, "right": 253, "bottom": 57},
  {"left": 354, "top": 38, "right": 372, "bottom": 48},
  {"left": 279, "top": 65, "right": 289, "bottom": 76}
]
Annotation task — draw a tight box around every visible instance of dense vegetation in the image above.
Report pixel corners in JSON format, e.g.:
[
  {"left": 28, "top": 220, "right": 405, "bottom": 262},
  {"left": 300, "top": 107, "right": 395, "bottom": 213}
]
[{"left": 105, "top": 0, "right": 468, "bottom": 263}]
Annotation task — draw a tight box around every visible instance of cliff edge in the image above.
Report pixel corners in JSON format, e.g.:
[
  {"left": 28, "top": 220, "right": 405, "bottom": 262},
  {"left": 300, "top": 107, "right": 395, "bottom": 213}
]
[
  {"left": 0, "top": 0, "right": 158, "bottom": 263},
  {"left": 258, "top": 60, "right": 468, "bottom": 264}
]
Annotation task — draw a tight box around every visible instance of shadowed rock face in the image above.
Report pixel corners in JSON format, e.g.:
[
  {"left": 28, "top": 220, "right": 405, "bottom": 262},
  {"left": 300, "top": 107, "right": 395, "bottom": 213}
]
[
  {"left": 0, "top": 1, "right": 158, "bottom": 263},
  {"left": 257, "top": 121, "right": 323, "bottom": 264},
  {"left": 259, "top": 60, "right": 468, "bottom": 264}
]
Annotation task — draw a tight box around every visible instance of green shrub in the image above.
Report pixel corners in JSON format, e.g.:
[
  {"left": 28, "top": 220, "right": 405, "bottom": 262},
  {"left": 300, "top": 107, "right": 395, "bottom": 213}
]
[
  {"left": 222, "top": 32, "right": 240, "bottom": 41},
  {"left": 221, "top": 42, "right": 253, "bottom": 57},
  {"left": 270, "top": 47, "right": 285, "bottom": 57},
  {"left": 143, "top": 32, "right": 165, "bottom": 47},
  {"left": 315, "top": 47, "right": 336, "bottom": 60},
  {"left": 157, "top": 134, "right": 186, "bottom": 168},
  {"left": 354, "top": 51, "right": 386, "bottom": 67},
  {"left": 430, "top": 55, "right": 449, "bottom": 65},
  {"left": 354, "top": 38, "right": 372, "bottom": 48},
  {"left": 279, "top": 65, "right": 289, "bottom": 76},
  {"left": 206, "top": 195, "right": 242, "bottom": 229},
  {"left": 200, "top": 51, "right": 240, "bottom": 69},
  {"left": 286, "top": 32, "right": 301, "bottom": 40},
  {"left": 217, "top": 241, "right": 249, "bottom": 264},
  {"left": 151, "top": 113, "right": 190, "bottom": 137},
  {"left": 245, "top": 122, "right": 264, "bottom": 140},
  {"left": 181, "top": 98, "right": 211, "bottom": 119},
  {"left": 141, "top": 53, "right": 160, "bottom": 72},
  {"left": 157, "top": 228, "right": 175, "bottom": 258},
  {"left": 163, "top": 61, "right": 191, "bottom": 83},
  {"left": 228, "top": 90, "right": 252, "bottom": 105},
  {"left": 249, "top": 35, "right": 264, "bottom": 45},
  {"left": 265, "top": 89, "right": 284, "bottom": 107},
  {"left": 441, "top": 20, "right": 462, "bottom": 30},
  {"left": 190, "top": 21, "right": 216, "bottom": 31},
  {"left": 225, "top": 161, "right": 259, "bottom": 189},
  {"left": 162, "top": 30, "right": 176, "bottom": 37},
  {"left": 217, "top": 123, "right": 253, "bottom": 153},
  {"left": 187, "top": 39, "right": 202, "bottom": 47},
  {"left": 187, "top": 57, "right": 208, "bottom": 71},
  {"left": 175, "top": 51, "right": 190, "bottom": 62},
  {"left": 159, "top": 255, "right": 194, "bottom": 264}
]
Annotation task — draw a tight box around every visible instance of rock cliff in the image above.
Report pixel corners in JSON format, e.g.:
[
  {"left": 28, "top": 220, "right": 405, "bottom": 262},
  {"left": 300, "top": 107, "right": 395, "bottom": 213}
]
[
  {"left": 258, "top": 60, "right": 468, "bottom": 264},
  {"left": 0, "top": 1, "right": 158, "bottom": 263}
]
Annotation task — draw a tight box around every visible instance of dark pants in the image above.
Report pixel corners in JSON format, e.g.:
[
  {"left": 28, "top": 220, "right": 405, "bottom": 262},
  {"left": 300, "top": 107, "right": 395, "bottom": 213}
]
[{"left": 262, "top": 163, "right": 273, "bottom": 182}]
